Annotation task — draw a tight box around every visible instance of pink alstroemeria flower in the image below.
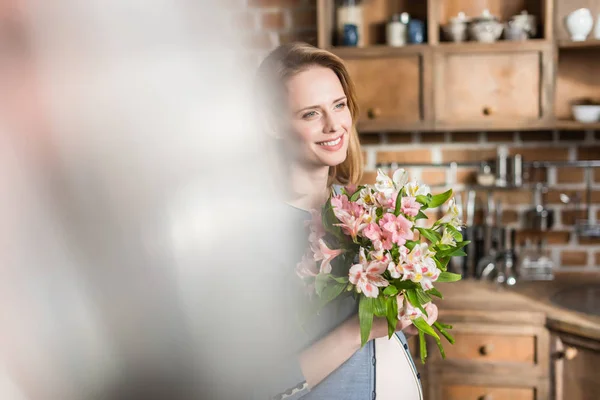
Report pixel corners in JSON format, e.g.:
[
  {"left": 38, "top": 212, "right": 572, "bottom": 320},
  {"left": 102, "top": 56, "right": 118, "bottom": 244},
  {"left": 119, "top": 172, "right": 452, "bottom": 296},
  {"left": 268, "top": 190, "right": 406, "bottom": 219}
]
[
  {"left": 314, "top": 239, "right": 342, "bottom": 274},
  {"left": 401, "top": 243, "right": 441, "bottom": 290},
  {"left": 363, "top": 223, "right": 393, "bottom": 251},
  {"left": 349, "top": 248, "right": 389, "bottom": 298},
  {"left": 401, "top": 196, "right": 421, "bottom": 217},
  {"left": 387, "top": 246, "right": 410, "bottom": 279},
  {"left": 331, "top": 194, "right": 369, "bottom": 239},
  {"left": 375, "top": 191, "right": 396, "bottom": 211},
  {"left": 380, "top": 213, "right": 414, "bottom": 246},
  {"left": 296, "top": 252, "right": 318, "bottom": 279}
]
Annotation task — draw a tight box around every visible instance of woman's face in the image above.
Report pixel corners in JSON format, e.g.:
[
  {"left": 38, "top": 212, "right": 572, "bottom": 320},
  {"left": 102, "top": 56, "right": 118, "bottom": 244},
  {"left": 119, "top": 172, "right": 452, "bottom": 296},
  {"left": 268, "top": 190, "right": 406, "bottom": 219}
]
[{"left": 285, "top": 66, "right": 352, "bottom": 169}]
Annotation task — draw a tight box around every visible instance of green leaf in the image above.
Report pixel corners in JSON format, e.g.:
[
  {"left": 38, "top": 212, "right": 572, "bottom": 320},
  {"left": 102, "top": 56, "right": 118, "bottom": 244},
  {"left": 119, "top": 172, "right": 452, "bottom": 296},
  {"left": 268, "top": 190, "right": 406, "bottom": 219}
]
[
  {"left": 418, "top": 330, "right": 427, "bottom": 364},
  {"left": 392, "top": 280, "right": 418, "bottom": 291},
  {"left": 436, "top": 322, "right": 453, "bottom": 330},
  {"left": 349, "top": 190, "right": 361, "bottom": 202},
  {"left": 434, "top": 256, "right": 451, "bottom": 271},
  {"left": 394, "top": 189, "right": 403, "bottom": 216},
  {"left": 376, "top": 208, "right": 383, "bottom": 221},
  {"left": 386, "top": 296, "right": 398, "bottom": 339},
  {"left": 331, "top": 276, "right": 349, "bottom": 284},
  {"left": 413, "top": 317, "right": 445, "bottom": 360},
  {"left": 415, "top": 195, "right": 429, "bottom": 206},
  {"left": 417, "top": 227, "right": 442, "bottom": 244},
  {"left": 434, "top": 321, "right": 456, "bottom": 345},
  {"left": 427, "top": 287, "right": 443, "bottom": 299},
  {"left": 383, "top": 285, "right": 399, "bottom": 296},
  {"left": 416, "top": 288, "right": 432, "bottom": 304},
  {"left": 415, "top": 210, "right": 428, "bottom": 220},
  {"left": 428, "top": 189, "right": 453, "bottom": 209},
  {"left": 373, "top": 297, "right": 387, "bottom": 317},
  {"left": 445, "top": 224, "right": 463, "bottom": 241},
  {"left": 359, "top": 297, "right": 374, "bottom": 347},
  {"left": 436, "top": 271, "right": 462, "bottom": 282},
  {"left": 404, "top": 240, "right": 417, "bottom": 251},
  {"left": 449, "top": 249, "right": 467, "bottom": 257},
  {"left": 315, "top": 274, "right": 329, "bottom": 296},
  {"left": 317, "top": 282, "right": 347, "bottom": 310}
]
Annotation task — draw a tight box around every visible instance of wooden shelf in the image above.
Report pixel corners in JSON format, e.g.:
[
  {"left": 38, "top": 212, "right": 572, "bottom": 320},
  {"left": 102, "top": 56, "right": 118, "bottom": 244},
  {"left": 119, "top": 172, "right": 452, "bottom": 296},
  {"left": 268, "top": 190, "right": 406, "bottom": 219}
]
[
  {"left": 330, "top": 44, "right": 429, "bottom": 58},
  {"left": 437, "top": 39, "right": 550, "bottom": 53},
  {"left": 357, "top": 119, "right": 432, "bottom": 133},
  {"left": 555, "top": 120, "right": 600, "bottom": 130},
  {"left": 329, "top": 40, "right": 550, "bottom": 57},
  {"left": 558, "top": 39, "right": 600, "bottom": 49}
]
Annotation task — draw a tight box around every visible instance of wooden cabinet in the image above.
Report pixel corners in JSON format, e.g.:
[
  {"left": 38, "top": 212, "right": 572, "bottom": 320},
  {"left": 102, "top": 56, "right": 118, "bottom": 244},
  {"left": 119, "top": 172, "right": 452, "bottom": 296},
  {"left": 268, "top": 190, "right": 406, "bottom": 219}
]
[
  {"left": 433, "top": 42, "right": 554, "bottom": 130},
  {"left": 552, "top": 332, "right": 600, "bottom": 400},
  {"left": 338, "top": 48, "right": 432, "bottom": 132},
  {"left": 443, "top": 384, "right": 535, "bottom": 400},
  {"left": 408, "top": 297, "right": 551, "bottom": 400}
]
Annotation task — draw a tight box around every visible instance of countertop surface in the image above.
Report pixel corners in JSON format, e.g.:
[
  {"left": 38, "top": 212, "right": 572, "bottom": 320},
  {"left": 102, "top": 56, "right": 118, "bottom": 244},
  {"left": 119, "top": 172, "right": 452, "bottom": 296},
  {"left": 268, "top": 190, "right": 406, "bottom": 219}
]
[{"left": 436, "top": 273, "right": 600, "bottom": 342}]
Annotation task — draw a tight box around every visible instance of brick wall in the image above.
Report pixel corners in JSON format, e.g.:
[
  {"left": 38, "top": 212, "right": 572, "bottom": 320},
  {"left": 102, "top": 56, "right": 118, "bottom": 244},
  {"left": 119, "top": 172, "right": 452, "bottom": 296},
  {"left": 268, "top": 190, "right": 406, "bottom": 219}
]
[{"left": 244, "top": 1, "right": 600, "bottom": 271}]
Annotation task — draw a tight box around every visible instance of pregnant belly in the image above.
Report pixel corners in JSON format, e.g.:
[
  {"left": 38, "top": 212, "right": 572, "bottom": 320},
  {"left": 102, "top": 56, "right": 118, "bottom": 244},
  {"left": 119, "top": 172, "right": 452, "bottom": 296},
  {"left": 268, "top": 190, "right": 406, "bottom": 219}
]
[{"left": 375, "top": 334, "right": 422, "bottom": 400}]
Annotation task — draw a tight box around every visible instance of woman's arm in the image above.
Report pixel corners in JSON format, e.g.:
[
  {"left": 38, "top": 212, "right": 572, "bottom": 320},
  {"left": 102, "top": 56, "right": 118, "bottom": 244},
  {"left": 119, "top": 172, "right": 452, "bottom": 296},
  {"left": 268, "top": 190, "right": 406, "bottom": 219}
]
[{"left": 298, "top": 313, "right": 418, "bottom": 389}]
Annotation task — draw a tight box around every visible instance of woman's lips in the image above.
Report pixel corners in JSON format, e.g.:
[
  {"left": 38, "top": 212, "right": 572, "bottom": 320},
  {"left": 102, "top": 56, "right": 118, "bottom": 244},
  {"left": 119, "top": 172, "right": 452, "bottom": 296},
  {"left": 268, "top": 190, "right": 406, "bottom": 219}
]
[{"left": 316, "top": 134, "right": 344, "bottom": 152}]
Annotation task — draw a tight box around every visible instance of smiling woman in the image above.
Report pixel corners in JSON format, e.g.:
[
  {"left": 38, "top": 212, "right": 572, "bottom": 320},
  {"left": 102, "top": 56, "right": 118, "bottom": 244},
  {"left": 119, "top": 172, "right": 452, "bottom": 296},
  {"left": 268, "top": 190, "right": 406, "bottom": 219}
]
[
  {"left": 254, "top": 43, "right": 434, "bottom": 400},
  {"left": 256, "top": 43, "right": 363, "bottom": 209}
]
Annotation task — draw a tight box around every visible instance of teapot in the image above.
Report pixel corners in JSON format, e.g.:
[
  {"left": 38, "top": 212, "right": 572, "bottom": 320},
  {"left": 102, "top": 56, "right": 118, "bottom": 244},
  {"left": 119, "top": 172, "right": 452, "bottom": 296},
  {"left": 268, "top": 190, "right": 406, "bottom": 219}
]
[{"left": 505, "top": 10, "right": 537, "bottom": 40}]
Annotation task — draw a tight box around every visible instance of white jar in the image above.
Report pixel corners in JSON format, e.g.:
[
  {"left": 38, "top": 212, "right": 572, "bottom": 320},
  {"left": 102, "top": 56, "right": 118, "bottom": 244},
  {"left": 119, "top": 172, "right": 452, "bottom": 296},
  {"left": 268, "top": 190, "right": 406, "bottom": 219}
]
[
  {"left": 565, "top": 8, "right": 593, "bottom": 41},
  {"left": 386, "top": 15, "right": 407, "bottom": 46}
]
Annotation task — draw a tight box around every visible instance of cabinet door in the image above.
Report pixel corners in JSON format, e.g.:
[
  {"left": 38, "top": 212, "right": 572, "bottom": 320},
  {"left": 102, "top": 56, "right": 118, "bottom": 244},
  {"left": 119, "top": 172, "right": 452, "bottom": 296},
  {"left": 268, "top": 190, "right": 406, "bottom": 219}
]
[
  {"left": 433, "top": 44, "right": 553, "bottom": 130},
  {"left": 552, "top": 334, "right": 600, "bottom": 400},
  {"left": 343, "top": 53, "right": 429, "bottom": 132}
]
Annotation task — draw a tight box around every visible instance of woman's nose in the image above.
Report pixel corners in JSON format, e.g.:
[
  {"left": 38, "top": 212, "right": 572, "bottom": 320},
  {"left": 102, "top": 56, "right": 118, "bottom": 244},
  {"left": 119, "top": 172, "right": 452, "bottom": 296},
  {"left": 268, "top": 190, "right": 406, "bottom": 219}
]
[{"left": 323, "top": 111, "right": 341, "bottom": 133}]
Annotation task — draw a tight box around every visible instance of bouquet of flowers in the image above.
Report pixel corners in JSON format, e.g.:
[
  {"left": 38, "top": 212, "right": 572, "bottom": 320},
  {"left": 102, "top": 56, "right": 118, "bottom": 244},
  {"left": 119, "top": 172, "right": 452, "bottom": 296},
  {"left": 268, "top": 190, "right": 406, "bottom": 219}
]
[{"left": 296, "top": 169, "right": 467, "bottom": 364}]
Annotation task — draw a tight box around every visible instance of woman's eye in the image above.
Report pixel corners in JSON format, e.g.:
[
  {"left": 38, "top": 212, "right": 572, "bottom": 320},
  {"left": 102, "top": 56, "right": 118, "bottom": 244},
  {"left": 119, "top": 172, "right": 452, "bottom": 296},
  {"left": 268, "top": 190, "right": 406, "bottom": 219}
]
[
  {"left": 335, "top": 102, "right": 347, "bottom": 110},
  {"left": 302, "top": 111, "right": 318, "bottom": 119}
]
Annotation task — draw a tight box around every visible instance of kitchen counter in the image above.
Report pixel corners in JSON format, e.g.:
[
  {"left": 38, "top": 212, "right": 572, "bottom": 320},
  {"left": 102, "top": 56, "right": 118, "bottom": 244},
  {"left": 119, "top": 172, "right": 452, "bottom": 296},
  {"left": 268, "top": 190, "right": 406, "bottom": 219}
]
[{"left": 436, "top": 273, "right": 600, "bottom": 342}]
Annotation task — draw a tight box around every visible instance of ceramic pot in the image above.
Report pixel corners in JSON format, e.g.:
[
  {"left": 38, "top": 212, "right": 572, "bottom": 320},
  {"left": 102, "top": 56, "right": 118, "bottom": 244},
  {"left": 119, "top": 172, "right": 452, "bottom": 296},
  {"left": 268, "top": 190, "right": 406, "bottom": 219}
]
[
  {"left": 504, "top": 22, "right": 528, "bottom": 41},
  {"left": 565, "top": 8, "right": 593, "bottom": 41},
  {"left": 509, "top": 10, "right": 537, "bottom": 38},
  {"left": 442, "top": 12, "right": 470, "bottom": 42},
  {"left": 469, "top": 9, "right": 503, "bottom": 43}
]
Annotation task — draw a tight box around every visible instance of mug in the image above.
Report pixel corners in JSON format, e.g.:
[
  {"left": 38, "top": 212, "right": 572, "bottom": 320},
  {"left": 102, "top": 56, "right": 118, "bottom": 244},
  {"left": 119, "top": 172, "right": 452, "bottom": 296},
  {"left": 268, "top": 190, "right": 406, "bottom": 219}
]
[
  {"left": 408, "top": 19, "right": 425, "bottom": 44},
  {"left": 343, "top": 24, "right": 359, "bottom": 46}
]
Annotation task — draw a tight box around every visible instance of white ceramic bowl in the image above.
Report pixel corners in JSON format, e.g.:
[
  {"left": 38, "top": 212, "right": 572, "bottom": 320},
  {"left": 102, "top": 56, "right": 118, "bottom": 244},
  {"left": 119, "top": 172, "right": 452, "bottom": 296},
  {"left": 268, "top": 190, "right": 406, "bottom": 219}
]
[{"left": 572, "top": 104, "right": 600, "bottom": 123}]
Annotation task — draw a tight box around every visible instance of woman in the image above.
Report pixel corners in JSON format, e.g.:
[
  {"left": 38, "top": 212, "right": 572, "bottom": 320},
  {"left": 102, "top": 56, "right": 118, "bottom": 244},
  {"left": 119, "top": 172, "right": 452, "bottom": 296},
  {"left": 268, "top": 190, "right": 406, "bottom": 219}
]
[{"left": 255, "top": 42, "right": 438, "bottom": 400}]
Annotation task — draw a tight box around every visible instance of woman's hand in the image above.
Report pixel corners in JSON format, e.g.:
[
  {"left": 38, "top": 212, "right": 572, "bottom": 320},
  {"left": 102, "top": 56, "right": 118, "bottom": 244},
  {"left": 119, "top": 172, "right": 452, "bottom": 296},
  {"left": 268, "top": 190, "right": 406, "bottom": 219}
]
[{"left": 402, "top": 303, "right": 438, "bottom": 337}]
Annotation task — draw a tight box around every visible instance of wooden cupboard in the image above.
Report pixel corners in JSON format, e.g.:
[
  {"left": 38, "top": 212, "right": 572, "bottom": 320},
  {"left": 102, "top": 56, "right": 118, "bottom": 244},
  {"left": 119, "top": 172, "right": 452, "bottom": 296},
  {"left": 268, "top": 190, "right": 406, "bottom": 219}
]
[{"left": 316, "top": 0, "right": 600, "bottom": 133}]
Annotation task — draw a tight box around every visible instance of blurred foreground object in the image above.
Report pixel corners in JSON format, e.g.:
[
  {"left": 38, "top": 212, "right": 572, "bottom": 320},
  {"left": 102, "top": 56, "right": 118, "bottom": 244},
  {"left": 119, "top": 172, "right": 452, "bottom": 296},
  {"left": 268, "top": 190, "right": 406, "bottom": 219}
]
[{"left": 0, "top": 0, "right": 293, "bottom": 398}]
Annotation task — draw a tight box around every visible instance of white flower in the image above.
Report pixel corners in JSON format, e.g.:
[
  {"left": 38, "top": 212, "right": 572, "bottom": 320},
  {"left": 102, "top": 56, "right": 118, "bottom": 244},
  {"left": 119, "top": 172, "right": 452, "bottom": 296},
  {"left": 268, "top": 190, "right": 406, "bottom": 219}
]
[
  {"left": 440, "top": 228, "right": 456, "bottom": 247},
  {"left": 438, "top": 198, "right": 463, "bottom": 230},
  {"left": 374, "top": 168, "right": 408, "bottom": 197},
  {"left": 404, "top": 180, "right": 431, "bottom": 197},
  {"left": 356, "top": 187, "right": 377, "bottom": 208}
]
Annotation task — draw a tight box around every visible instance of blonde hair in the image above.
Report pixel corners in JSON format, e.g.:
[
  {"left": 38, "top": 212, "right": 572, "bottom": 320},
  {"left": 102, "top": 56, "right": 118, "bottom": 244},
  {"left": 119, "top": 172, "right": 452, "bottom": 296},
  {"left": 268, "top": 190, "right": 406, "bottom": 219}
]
[{"left": 256, "top": 42, "right": 363, "bottom": 186}]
